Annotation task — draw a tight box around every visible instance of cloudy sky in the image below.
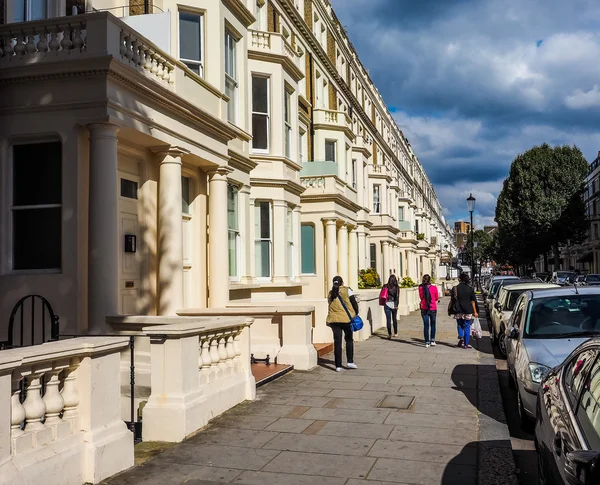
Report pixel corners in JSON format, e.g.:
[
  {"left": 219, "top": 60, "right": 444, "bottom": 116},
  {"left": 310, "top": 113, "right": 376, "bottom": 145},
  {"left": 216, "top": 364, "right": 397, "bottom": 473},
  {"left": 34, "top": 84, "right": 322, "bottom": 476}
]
[{"left": 329, "top": 0, "right": 600, "bottom": 227}]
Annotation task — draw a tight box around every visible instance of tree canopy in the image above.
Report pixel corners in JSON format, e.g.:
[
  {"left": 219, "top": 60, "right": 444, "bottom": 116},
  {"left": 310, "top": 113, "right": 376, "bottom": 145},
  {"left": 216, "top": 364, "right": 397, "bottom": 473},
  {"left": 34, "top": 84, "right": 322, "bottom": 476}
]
[{"left": 495, "top": 143, "right": 589, "bottom": 269}]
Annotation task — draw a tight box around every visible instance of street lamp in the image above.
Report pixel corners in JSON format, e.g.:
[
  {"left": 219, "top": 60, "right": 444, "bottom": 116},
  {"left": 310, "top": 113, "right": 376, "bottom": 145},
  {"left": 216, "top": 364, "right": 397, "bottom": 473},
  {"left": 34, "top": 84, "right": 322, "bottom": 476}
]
[{"left": 467, "top": 193, "right": 476, "bottom": 286}]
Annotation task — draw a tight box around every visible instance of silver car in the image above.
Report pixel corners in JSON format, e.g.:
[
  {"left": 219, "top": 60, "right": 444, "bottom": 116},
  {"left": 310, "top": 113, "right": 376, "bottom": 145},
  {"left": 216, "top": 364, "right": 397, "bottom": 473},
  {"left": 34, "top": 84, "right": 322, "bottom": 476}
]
[{"left": 505, "top": 287, "right": 600, "bottom": 428}]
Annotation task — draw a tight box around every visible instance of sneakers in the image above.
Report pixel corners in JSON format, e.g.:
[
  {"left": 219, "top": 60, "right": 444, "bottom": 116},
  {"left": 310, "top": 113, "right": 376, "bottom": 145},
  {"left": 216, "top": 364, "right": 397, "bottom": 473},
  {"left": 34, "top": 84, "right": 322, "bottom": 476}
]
[
  {"left": 457, "top": 338, "right": 464, "bottom": 348},
  {"left": 393, "top": 334, "right": 398, "bottom": 338},
  {"left": 336, "top": 367, "right": 343, "bottom": 372},
  {"left": 431, "top": 341, "right": 437, "bottom": 347},
  {"left": 347, "top": 363, "right": 358, "bottom": 369},
  {"left": 425, "top": 343, "right": 430, "bottom": 348},
  {"left": 464, "top": 344, "right": 471, "bottom": 349}
]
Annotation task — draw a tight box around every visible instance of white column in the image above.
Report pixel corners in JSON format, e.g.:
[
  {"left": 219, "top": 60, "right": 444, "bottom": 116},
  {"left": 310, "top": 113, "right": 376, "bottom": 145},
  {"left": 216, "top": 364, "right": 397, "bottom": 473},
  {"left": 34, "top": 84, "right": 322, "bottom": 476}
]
[
  {"left": 324, "top": 219, "right": 338, "bottom": 288},
  {"left": 358, "top": 229, "right": 367, "bottom": 270},
  {"left": 293, "top": 206, "right": 302, "bottom": 282},
  {"left": 273, "top": 200, "right": 288, "bottom": 284},
  {"left": 349, "top": 228, "right": 358, "bottom": 290},
  {"left": 88, "top": 123, "right": 119, "bottom": 333},
  {"left": 382, "top": 241, "right": 390, "bottom": 281},
  {"left": 239, "top": 186, "right": 251, "bottom": 283},
  {"left": 338, "top": 224, "right": 349, "bottom": 284},
  {"left": 156, "top": 148, "right": 186, "bottom": 315},
  {"left": 208, "top": 167, "right": 232, "bottom": 307}
]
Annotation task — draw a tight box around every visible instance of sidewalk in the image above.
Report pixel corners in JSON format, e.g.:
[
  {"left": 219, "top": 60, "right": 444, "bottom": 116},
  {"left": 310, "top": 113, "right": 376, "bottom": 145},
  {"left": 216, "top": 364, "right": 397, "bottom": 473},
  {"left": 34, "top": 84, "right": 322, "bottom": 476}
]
[{"left": 103, "top": 298, "right": 517, "bottom": 485}]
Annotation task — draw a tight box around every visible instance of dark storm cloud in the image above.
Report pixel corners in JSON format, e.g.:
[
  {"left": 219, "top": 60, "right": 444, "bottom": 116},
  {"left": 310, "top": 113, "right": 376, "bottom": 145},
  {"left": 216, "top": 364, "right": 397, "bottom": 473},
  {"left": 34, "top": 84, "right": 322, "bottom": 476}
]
[{"left": 330, "top": 0, "right": 600, "bottom": 222}]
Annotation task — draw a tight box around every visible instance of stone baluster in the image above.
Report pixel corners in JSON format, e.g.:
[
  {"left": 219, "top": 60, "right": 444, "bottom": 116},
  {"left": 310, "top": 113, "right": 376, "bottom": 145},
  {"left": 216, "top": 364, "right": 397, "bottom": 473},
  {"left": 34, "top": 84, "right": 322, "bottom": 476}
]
[
  {"left": 61, "top": 359, "right": 80, "bottom": 423},
  {"left": 43, "top": 365, "right": 66, "bottom": 426},
  {"left": 200, "top": 337, "right": 212, "bottom": 383},
  {"left": 225, "top": 333, "right": 236, "bottom": 372},
  {"left": 217, "top": 336, "right": 228, "bottom": 372},
  {"left": 209, "top": 336, "right": 221, "bottom": 380},
  {"left": 144, "top": 48, "right": 152, "bottom": 71},
  {"left": 119, "top": 31, "right": 127, "bottom": 57},
  {"left": 14, "top": 35, "right": 26, "bottom": 56},
  {"left": 49, "top": 29, "right": 60, "bottom": 52},
  {"left": 37, "top": 30, "right": 49, "bottom": 53},
  {"left": 3, "top": 35, "right": 14, "bottom": 57},
  {"left": 60, "top": 28, "right": 72, "bottom": 51},
  {"left": 22, "top": 370, "right": 46, "bottom": 432},
  {"left": 25, "top": 33, "right": 36, "bottom": 54},
  {"left": 11, "top": 373, "right": 25, "bottom": 437},
  {"left": 131, "top": 40, "right": 140, "bottom": 65},
  {"left": 198, "top": 336, "right": 204, "bottom": 370},
  {"left": 72, "top": 26, "right": 84, "bottom": 51},
  {"left": 151, "top": 53, "right": 159, "bottom": 74},
  {"left": 162, "top": 63, "right": 171, "bottom": 82}
]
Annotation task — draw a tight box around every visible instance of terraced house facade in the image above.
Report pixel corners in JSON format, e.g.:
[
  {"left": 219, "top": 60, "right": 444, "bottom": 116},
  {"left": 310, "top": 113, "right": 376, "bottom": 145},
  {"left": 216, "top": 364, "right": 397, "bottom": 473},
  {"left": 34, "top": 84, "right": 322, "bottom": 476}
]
[{"left": 0, "top": 0, "right": 455, "bottom": 338}]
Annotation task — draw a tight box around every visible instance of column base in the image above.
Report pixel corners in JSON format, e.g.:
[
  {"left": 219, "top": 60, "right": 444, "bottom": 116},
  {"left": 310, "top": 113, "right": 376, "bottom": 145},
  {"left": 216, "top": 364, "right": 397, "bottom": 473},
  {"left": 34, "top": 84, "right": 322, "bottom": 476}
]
[{"left": 277, "top": 345, "right": 318, "bottom": 371}]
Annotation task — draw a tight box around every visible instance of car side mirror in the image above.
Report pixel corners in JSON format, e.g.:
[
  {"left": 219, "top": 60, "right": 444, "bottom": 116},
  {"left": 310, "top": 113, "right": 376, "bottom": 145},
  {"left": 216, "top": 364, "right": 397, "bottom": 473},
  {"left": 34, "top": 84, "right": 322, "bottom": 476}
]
[
  {"left": 565, "top": 450, "right": 600, "bottom": 485},
  {"left": 495, "top": 302, "right": 502, "bottom": 311},
  {"left": 508, "top": 327, "right": 519, "bottom": 339}
]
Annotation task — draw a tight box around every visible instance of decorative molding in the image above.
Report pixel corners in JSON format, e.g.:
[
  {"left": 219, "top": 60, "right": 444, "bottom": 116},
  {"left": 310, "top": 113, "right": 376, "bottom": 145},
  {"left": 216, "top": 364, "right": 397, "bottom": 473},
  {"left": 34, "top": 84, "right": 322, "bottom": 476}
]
[
  {"left": 247, "top": 50, "right": 305, "bottom": 83},
  {"left": 228, "top": 149, "right": 258, "bottom": 173},
  {"left": 250, "top": 154, "right": 303, "bottom": 172},
  {"left": 300, "top": 192, "right": 362, "bottom": 213},
  {"left": 250, "top": 177, "right": 306, "bottom": 197},
  {"left": 222, "top": 0, "right": 257, "bottom": 27}
]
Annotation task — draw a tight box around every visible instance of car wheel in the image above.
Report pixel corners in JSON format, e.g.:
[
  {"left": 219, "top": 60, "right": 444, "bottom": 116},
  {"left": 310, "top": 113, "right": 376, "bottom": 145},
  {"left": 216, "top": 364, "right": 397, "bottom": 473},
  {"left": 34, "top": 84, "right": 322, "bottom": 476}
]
[
  {"left": 498, "top": 331, "right": 507, "bottom": 358},
  {"left": 517, "top": 389, "right": 533, "bottom": 431}
]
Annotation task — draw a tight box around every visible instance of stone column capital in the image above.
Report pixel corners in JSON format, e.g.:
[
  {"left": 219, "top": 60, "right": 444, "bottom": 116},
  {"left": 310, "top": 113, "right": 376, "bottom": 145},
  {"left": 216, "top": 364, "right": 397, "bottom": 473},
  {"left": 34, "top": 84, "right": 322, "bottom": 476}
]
[
  {"left": 207, "top": 166, "right": 234, "bottom": 181},
  {"left": 323, "top": 218, "right": 337, "bottom": 226},
  {"left": 272, "top": 200, "right": 289, "bottom": 208},
  {"left": 151, "top": 146, "right": 190, "bottom": 161},
  {"left": 88, "top": 122, "right": 119, "bottom": 138}
]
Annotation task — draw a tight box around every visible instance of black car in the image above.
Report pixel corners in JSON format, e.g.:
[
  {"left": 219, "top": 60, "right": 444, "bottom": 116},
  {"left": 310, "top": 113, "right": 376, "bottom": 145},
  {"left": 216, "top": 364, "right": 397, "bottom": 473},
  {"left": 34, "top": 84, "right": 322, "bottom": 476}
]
[{"left": 535, "top": 338, "right": 600, "bottom": 484}]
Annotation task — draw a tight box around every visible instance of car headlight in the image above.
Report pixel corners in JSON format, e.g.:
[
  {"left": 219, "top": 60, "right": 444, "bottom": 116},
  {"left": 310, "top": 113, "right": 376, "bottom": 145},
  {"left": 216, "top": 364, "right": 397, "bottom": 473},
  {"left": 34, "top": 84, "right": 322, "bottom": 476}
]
[{"left": 529, "top": 363, "right": 551, "bottom": 384}]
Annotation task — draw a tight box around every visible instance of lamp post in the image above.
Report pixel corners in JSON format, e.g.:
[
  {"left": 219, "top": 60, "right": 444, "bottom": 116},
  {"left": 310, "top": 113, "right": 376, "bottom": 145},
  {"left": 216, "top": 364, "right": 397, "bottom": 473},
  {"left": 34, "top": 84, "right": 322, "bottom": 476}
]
[{"left": 467, "top": 193, "right": 476, "bottom": 286}]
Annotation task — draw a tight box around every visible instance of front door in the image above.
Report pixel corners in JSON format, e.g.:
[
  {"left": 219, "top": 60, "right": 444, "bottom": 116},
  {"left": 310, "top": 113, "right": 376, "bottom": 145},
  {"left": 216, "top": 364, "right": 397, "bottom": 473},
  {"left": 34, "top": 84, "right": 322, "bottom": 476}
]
[{"left": 118, "top": 171, "right": 141, "bottom": 315}]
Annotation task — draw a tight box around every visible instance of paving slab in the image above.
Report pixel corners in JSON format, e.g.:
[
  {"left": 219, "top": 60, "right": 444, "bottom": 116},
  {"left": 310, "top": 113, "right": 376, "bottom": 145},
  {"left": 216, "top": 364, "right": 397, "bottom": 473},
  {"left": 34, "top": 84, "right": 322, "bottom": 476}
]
[{"left": 102, "top": 297, "right": 518, "bottom": 485}]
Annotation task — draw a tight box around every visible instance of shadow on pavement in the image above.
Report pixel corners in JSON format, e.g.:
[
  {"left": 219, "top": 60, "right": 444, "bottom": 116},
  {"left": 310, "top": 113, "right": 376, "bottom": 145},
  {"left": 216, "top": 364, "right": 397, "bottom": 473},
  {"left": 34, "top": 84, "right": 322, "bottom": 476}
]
[{"left": 441, "top": 440, "right": 523, "bottom": 485}]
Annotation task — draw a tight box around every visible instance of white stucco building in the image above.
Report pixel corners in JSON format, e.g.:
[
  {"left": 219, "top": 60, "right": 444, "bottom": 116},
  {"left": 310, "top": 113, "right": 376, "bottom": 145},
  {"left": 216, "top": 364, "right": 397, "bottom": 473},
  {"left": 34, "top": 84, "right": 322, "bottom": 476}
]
[{"left": 0, "top": 0, "right": 455, "bottom": 339}]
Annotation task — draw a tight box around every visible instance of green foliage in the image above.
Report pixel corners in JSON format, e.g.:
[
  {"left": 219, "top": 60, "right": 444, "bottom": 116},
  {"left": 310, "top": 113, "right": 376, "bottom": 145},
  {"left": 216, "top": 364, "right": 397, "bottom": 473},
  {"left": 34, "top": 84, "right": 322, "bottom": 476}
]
[
  {"left": 416, "top": 233, "right": 425, "bottom": 240},
  {"left": 358, "top": 268, "right": 381, "bottom": 289},
  {"left": 462, "top": 230, "right": 494, "bottom": 266},
  {"left": 400, "top": 276, "right": 418, "bottom": 288},
  {"left": 495, "top": 143, "right": 589, "bottom": 268}
]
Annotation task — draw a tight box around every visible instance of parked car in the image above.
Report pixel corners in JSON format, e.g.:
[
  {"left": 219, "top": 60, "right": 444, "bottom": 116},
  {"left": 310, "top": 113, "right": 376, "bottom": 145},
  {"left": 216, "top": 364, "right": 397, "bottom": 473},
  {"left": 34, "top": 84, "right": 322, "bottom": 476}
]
[
  {"left": 535, "top": 272, "right": 551, "bottom": 283},
  {"left": 582, "top": 274, "right": 600, "bottom": 287},
  {"left": 551, "top": 271, "right": 577, "bottom": 286},
  {"left": 485, "top": 276, "right": 520, "bottom": 313},
  {"left": 486, "top": 278, "right": 540, "bottom": 320},
  {"left": 535, "top": 337, "right": 600, "bottom": 485},
  {"left": 505, "top": 287, "right": 600, "bottom": 428},
  {"left": 490, "top": 282, "right": 559, "bottom": 356}
]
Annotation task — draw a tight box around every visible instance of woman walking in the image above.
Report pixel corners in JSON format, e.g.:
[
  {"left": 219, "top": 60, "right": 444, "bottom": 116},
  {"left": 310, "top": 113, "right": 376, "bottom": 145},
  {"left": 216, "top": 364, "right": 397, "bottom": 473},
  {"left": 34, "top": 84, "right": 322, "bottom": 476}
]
[
  {"left": 452, "top": 272, "right": 479, "bottom": 349},
  {"left": 419, "top": 275, "right": 439, "bottom": 348},
  {"left": 326, "top": 276, "right": 359, "bottom": 372},
  {"left": 383, "top": 274, "right": 400, "bottom": 338}
]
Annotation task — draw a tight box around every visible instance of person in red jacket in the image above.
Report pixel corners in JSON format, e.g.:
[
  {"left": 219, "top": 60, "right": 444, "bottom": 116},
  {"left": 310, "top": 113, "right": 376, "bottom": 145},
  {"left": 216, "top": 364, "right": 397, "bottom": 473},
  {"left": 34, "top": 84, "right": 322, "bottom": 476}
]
[{"left": 419, "top": 274, "right": 440, "bottom": 348}]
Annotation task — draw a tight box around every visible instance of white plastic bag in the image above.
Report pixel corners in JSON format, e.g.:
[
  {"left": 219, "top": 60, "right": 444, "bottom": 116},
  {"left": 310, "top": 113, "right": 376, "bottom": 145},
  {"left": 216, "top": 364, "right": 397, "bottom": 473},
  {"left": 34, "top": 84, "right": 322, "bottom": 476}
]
[{"left": 471, "top": 318, "right": 483, "bottom": 339}]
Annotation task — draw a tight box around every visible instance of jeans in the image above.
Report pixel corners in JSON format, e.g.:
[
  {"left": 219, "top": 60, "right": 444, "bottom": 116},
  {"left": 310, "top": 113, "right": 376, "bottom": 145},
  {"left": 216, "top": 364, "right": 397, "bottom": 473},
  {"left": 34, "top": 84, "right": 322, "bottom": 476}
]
[
  {"left": 329, "top": 323, "right": 354, "bottom": 368},
  {"left": 457, "top": 318, "right": 471, "bottom": 347},
  {"left": 422, "top": 310, "right": 437, "bottom": 343},
  {"left": 384, "top": 305, "right": 398, "bottom": 336}
]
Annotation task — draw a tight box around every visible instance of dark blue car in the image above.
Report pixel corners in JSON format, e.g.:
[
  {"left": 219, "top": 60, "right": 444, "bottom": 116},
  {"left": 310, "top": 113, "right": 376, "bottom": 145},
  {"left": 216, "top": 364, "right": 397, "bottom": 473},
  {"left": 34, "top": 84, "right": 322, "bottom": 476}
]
[{"left": 535, "top": 337, "right": 600, "bottom": 484}]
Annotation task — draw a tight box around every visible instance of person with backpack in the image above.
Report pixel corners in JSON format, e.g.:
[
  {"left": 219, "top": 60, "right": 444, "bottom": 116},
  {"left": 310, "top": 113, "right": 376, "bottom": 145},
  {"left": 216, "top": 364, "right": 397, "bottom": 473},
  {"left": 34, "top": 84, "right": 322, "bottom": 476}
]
[
  {"left": 419, "top": 274, "right": 439, "bottom": 348},
  {"left": 450, "top": 272, "right": 479, "bottom": 349},
  {"left": 326, "top": 276, "right": 360, "bottom": 372},
  {"left": 380, "top": 274, "right": 400, "bottom": 339}
]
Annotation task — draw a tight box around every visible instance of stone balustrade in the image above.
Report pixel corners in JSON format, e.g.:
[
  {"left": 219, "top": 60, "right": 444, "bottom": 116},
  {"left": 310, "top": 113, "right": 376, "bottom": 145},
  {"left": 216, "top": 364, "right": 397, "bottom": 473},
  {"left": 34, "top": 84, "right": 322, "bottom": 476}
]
[
  {"left": 0, "top": 337, "right": 133, "bottom": 485},
  {"left": 140, "top": 317, "right": 255, "bottom": 442},
  {"left": 248, "top": 29, "right": 300, "bottom": 68},
  {"left": 177, "top": 306, "right": 318, "bottom": 371}
]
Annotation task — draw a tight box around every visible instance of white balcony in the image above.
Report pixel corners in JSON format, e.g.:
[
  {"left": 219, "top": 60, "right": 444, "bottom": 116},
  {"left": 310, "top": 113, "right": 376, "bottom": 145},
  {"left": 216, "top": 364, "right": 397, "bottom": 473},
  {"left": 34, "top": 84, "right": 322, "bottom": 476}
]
[
  {"left": 300, "top": 162, "right": 358, "bottom": 205},
  {"left": 248, "top": 29, "right": 303, "bottom": 80}
]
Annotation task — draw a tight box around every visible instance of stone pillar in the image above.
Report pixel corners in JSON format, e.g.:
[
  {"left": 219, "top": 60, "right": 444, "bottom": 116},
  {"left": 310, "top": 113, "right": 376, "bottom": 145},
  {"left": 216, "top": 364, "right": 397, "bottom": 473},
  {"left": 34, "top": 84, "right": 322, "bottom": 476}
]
[
  {"left": 273, "top": 200, "right": 288, "bottom": 284},
  {"left": 324, "top": 218, "right": 338, "bottom": 287},
  {"left": 239, "top": 186, "right": 252, "bottom": 283},
  {"left": 293, "top": 206, "right": 302, "bottom": 281},
  {"left": 338, "top": 224, "right": 349, "bottom": 284},
  {"left": 88, "top": 123, "right": 119, "bottom": 333},
  {"left": 349, "top": 228, "right": 359, "bottom": 290},
  {"left": 208, "top": 167, "right": 232, "bottom": 307},
  {"left": 156, "top": 148, "right": 186, "bottom": 315},
  {"left": 358, "top": 229, "right": 367, "bottom": 270},
  {"left": 382, "top": 241, "right": 390, "bottom": 282}
]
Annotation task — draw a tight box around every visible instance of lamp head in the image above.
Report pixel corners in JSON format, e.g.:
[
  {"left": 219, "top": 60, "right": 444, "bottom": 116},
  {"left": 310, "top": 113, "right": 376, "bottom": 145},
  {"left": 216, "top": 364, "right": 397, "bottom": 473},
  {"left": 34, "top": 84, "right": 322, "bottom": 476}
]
[{"left": 466, "top": 193, "right": 476, "bottom": 213}]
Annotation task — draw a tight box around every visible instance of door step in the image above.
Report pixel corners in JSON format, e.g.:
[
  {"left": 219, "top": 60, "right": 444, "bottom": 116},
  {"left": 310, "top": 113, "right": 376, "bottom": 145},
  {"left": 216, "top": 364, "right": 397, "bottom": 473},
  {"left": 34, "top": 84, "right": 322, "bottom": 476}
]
[
  {"left": 252, "top": 363, "right": 293, "bottom": 387},
  {"left": 314, "top": 343, "right": 334, "bottom": 357}
]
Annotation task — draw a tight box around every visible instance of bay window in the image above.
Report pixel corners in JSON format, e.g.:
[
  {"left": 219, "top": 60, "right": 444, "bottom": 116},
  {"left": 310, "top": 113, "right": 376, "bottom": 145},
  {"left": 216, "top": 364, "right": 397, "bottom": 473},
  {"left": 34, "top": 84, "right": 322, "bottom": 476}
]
[
  {"left": 179, "top": 11, "right": 204, "bottom": 76},
  {"left": 254, "top": 201, "right": 272, "bottom": 278},
  {"left": 252, "top": 76, "right": 270, "bottom": 152},
  {"left": 12, "top": 141, "right": 61, "bottom": 271}
]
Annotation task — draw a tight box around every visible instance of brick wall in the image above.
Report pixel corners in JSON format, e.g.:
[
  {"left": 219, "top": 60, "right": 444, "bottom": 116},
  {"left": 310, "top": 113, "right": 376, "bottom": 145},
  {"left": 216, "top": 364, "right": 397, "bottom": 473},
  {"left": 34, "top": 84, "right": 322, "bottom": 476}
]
[{"left": 129, "top": 0, "right": 153, "bottom": 16}]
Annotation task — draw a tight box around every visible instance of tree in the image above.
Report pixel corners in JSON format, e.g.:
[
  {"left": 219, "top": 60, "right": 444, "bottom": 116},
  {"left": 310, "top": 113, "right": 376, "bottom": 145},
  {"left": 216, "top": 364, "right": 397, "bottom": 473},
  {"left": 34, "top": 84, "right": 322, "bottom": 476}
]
[
  {"left": 495, "top": 144, "right": 588, "bottom": 270},
  {"left": 461, "top": 229, "right": 493, "bottom": 272}
]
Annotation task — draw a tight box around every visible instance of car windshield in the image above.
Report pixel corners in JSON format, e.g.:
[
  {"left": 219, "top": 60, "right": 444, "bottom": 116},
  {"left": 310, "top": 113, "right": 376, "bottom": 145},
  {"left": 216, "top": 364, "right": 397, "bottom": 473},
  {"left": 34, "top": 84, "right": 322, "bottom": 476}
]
[
  {"left": 557, "top": 272, "right": 574, "bottom": 279},
  {"left": 588, "top": 275, "right": 600, "bottom": 282},
  {"left": 505, "top": 291, "right": 523, "bottom": 311},
  {"left": 524, "top": 295, "right": 600, "bottom": 338},
  {"left": 490, "top": 282, "right": 501, "bottom": 298}
]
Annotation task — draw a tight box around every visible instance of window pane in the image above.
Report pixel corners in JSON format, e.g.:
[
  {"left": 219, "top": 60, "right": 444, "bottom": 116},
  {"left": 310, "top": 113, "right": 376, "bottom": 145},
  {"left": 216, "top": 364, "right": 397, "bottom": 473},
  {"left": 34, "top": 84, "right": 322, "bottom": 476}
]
[
  {"left": 226, "top": 76, "right": 236, "bottom": 123},
  {"left": 255, "top": 241, "right": 271, "bottom": 277},
  {"left": 284, "top": 91, "right": 291, "bottom": 123},
  {"left": 179, "top": 12, "right": 201, "bottom": 61},
  {"left": 183, "top": 62, "right": 201, "bottom": 75},
  {"left": 252, "top": 114, "right": 268, "bottom": 150},
  {"left": 229, "top": 232, "right": 238, "bottom": 277},
  {"left": 565, "top": 350, "right": 598, "bottom": 405},
  {"left": 301, "top": 224, "right": 315, "bottom": 274},
  {"left": 30, "top": 0, "right": 46, "bottom": 20},
  {"left": 225, "top": 33, "right": 236, "bottom": 78},
  {"left": 369, "top": 244, "right": 376, "bottom": 269},
  {"left": 228, "top": 184, "right": 238, "bottom": 230},
  {"left": 398, "top": 207, "right": 404, "bottom": 221},
  {"left": 259, "top": 202, "right": 270, "bottom": 239},
  {"left": 577, "top": 357, "right": 600, "bottom": 449},
  {"left": 252, "top": 76, "right": 268, "bottom": 113},
  {"left": 13, "top": 142, "right": 61, "bottom": 206},
  {"left": 121, "top": 179, "right": 138, "bottom": 199},
  {"left": 181, "top": 176, "right": 190, "bottom": 213},
  {"left": 13, "top": 208, "right": 61, "bottom": 270},
  {"left": 13, "top": 0, "right": 25, "bottom": 22},
  {"left": 325, "top": 141, "right": 336, "bottom": 162}
]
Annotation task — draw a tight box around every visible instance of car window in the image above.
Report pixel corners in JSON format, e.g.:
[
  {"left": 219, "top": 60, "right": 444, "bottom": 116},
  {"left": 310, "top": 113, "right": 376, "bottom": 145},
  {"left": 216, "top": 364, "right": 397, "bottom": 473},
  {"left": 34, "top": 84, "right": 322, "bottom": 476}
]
[
  {"left": 524, "top": 295, "right": 600, "bottom": 338},
  {"left": 506, "top": 290, "right": 525, "bottom": 311},
  {"left": 490, "top": 282, "right": 501, "bottom": 298},
  {"left": 564, "top": 350, "right": 598, "bottom": 407},
  {"left": 512, "top": 297, "right": 527, "bottom": 329},
  {"left": 577, "top": 353, "right": 600, "bottom": 449},
  {"left": 589, "top": 276, "right": 600, "bottom": 282},
  {"left": 498, "top": 289, "right": 507, "bottom": 307}
]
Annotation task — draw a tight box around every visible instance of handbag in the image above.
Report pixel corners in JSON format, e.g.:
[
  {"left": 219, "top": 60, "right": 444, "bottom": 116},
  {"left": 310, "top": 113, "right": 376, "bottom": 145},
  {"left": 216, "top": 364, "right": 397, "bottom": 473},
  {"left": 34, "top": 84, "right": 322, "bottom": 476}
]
[
  {"left": 447, "top": 286, "right": 459, "bottom": 316},
  {"left": 378, "top": 286, "right": 389, "bottom": 306},
  {"left": 337, "top": 295, "right": 364, "bottom": 332}
]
